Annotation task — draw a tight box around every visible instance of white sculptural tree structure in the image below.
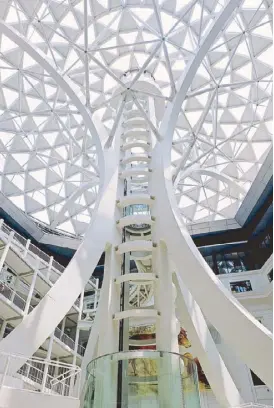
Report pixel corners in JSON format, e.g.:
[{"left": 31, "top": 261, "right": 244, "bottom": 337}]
[{"left": 0, "top": 0, "right": 272, "bottom": 406}]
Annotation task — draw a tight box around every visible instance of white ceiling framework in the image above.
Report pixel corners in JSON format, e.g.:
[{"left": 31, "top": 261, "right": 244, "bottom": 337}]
[{"left": 0, "top": 0, "right": 272, "bottom": 236}]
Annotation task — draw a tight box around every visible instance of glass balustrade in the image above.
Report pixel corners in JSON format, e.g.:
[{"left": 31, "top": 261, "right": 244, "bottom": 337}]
[{"left": 82, "top": 350, "right": 200, "bottom": 408}]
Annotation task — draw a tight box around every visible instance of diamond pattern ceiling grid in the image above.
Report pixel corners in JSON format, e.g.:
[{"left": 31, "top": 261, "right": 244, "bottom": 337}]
[{"left": 0, "top": 0, "right": 272, "bottom": 235}]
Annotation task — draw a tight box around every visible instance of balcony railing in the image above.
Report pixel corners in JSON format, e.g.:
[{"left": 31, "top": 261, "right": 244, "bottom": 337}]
[
  {"left": 54, "top": 327, "right": 86, "bottom": 356},
  {"left": 0, "top": 286, "right": 83, "bottom": 354},
  {"left": 77, "top": 344, "right": 85, "bottom": 356},
  {"left": 54, "top": 327, "right": 76, "bottom": 352},
  {"left": 0, "top": 281, "right": 26, "bottom": 312},
  {"left": 0, "top": 352, "right": 81, "bottom": 398},
  {"left": 0, "top": 219, "right": 98, "bottom": 288}
]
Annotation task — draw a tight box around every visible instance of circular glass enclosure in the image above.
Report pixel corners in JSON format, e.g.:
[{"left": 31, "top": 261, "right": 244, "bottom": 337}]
[{"left": 83, "top": 350, "right": 200, "bottom": 408}]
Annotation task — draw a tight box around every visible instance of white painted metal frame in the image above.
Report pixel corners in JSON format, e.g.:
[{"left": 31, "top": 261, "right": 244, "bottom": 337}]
[
  {"left": 0, "top": 20, "right": 104, "bottom": 181},
  {"left": 0, "top": 2, "right": 272, "bottom": 406}
]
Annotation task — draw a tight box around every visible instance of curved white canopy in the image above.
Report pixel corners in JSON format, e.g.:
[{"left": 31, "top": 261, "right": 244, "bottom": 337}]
[{"left": 0, "top": 0, "right": 272, "bottom": 236}]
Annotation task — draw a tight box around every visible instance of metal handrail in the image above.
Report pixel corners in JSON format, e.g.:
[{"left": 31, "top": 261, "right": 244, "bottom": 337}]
[
  {"left": 0, "top": 352, "right": 81, "bottom": 398},
  {"left": 54, "top": 327, "right": 75, "bottom": 350},
  {"left": 0, "top": 219, "right": 98, "bottom": 288},
  {"left": 77, "top": 344, "right": 85, "bottom": 356},
  {"left": 50, "top": 365, "right": 80, "bottom": 386},
  {"left": 0, "top": 280, "right": 26, "bottom": 311}
]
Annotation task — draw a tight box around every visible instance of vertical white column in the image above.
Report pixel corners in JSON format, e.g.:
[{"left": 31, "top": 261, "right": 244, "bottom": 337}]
[
  {"left": 23, "top": 239, "right": 30, "bottom": 258},
  {"left": 93, "top": 245, "right": 121, "bottom": 408},
  {"left": 41, "top": 332, "right": 54, "bottom": 392},
  {"left": 54, "top": 357, "right": 59, "bottom": 376},
  {"left": 144, "top": 87, "right": 184, "bottom": 407},
  {"left": 73, "top": 290, "right": 85, "bottom": 365},
  {"left": 0, "top": 231, "right": 14, "bottom": 271},
  {"left": 82, "top": 127, "right": 121, "bottom": 407},
  {"left": 153, "top": 242, "right": 183, "bottom": 407},
  {"left": 24, "top": 257, "right": 40, "bottom": 315},
  {"left": 154, "top": 242, "right": 179, "bottom": 352},
  {"left": 104, "top": 246, "right": 120, "bottom": 340},
  {"left": 61, "top": 316, "right": 66, "bottom": 335},
  {"left": 94, "top": 279, "right": 99, "bottom": 310},
  {"left": 25, "top": 360, "right": 31, "bottom": 381},
  {"left": 94, "top": 136, "right": 123, "bottom": 407},
  {"left": 0, "top": 354, "right": 10, "bottom": 389},
  {"left": 148, "top": 96, "right": 158, "bottom": 148},
  {"left": 71, "top": 291, "right": 83, "bottom": 397},
  {"left": 24, "top": 274, "right": 36, "bottom": 314},
  {"left": 11, "top": 274, "right": 20, "bottom": 302},
  {"left": 46, "top": 256, "right": 53, "bottom": 280}
]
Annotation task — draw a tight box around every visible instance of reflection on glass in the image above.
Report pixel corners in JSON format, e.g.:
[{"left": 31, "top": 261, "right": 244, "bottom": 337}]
[
  {"left": 230, "top": 280, "right": 252, "bottom": 293},
  {"left": 82, "top": 351, "right": 200, "bottom": 408},
  {"left": 216, "top": 252, "right": 247, "bottom": 274},
  {"left": 125, "top": 204, "right": 150, "bottom": 216}
]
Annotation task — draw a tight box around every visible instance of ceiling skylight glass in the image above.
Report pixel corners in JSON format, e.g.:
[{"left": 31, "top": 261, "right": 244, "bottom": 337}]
[{"left": 0, "top": 0, "right": 272, "bottom": 235}]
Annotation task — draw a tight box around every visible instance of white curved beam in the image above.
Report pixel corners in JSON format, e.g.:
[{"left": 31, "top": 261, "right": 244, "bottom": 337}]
[
  {"left": 172, "top": 90, "right": 218, "bottom": 182},
  {"left": 0, "top": 20, "right": 104, "bottom": 180},
  {"left": 175, "top": 166, "right": 246, "bottom": 196},
  {"left": 50, "top": 180, "right": 99, "bottom": 229},
  {"left": 150, "top": 3, "right": 274, "bottom": 389},
  {"left": 81, "top": 244, "right": 117, "bottom": 390},
  {"left": 150, "top": 0, "right": 273, "bottom": 382},
  {"left": 174, "top": 274, "right": 243, "bottom": 407},
  {"left": 104, "top": 96, "right": 126, "bottom": 149},
  {"left": 151, "top": 141, "right": 273, "bottom": 388},
  {"left": 0, "top": 144, "right": 119, "bottom": 374},
  {"left": 160, "top": 0, "right": 244, "bottom": 140}
]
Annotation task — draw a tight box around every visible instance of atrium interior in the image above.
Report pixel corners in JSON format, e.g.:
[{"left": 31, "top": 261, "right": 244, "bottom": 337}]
[{"left": 0, "top": 0, "right": 272, "bottom": 407}]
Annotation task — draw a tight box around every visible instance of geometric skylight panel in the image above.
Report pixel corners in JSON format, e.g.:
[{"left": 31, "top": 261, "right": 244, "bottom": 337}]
[{"left": 0, "top": 0, "right": 272, "bottom": 235}]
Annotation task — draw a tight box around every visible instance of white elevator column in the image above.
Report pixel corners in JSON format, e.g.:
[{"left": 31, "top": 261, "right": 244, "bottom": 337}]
[{"left": 90, "top": 78, "right": 197, "bottom": 407}]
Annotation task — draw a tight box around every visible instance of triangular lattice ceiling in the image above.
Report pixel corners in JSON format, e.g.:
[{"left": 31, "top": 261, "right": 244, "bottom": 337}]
[{"left": 0, "top": 0, "right": 272, "bottom": 235}]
